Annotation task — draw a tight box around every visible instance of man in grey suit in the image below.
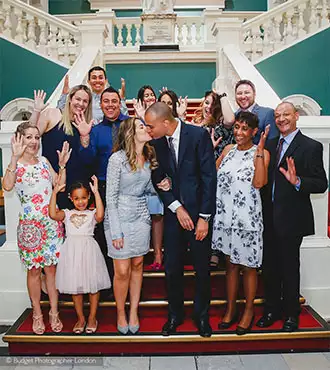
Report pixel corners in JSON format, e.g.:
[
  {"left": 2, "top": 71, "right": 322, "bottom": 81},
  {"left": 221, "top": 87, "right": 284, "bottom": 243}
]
[{"left": 235, "top": 79, "right": 279, "bottom": 144}]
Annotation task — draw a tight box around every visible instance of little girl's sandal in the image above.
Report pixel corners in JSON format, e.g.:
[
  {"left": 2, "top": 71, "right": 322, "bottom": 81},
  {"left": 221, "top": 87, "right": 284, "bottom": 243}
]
[
  {"left": 49, "top": 311, "right": 63, "bottom": 333},
  {"left": 32, "top": 313, "right": 45, "bottom": 335}
]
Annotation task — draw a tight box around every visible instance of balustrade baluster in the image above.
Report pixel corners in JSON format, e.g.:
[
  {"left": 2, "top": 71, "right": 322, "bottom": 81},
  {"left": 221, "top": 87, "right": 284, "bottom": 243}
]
[
  {"left": 3, "top": 3, "right": 12, "bottom": 38},
  {"left": 196, "top": 23, "right": 202, "bottom": 45},
  {"left": 297, "top": 2, "right": 307, "bottom": 37},
  {"left": 126, "top": 24, "right": 133, "bottom": 47},
  {"left": 38, "top": 19, "right": 47, "bottom": 54},
  {"left": 320, "top": 0, "right": 329, "bottom": 27},
  {"left": 309, "top": 0, "right": 319, "bottom": 33},
  {"left": 26, "top": 14, "right": 36, "bottom": 49},
  {"left": 284, "top": 8, "right": 295, "bottom": 44},
  {"left": 117, "top": 24, "right": 124, "bottom": 47},
  {"left": 262, "top": 19, "right": 273, "bottom": 56},
  {"left": 186, "top": 22, "right": 192, "bottom": 45},
  {"left": 61, "top": 30, "right": 70, "bottom": 64},
  {"left": 177, "top": 23, "right": 183, "bottom": 45},
  {"left": 14, "top": 9, "right": 26, "bottom": 44},
  {"left": 47, "top": 24, "right": 58, "bottom": 59},
  {"left": 250, "top": 25, "right": 260, "bottom": 62},
  {"left": 242, "top": 29, "right": 253, "bottom": 61},
  {"left": 135, "top": 24, "right": 141, "bottom": 46},
  {"left": 273, "top": 14, "right": 283, "bottom": 50}
]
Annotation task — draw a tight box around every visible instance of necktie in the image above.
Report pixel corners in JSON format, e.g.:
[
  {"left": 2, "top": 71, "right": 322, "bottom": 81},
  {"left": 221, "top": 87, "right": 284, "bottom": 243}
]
[
  {"left": 112, "top": 123, "right": 119, "bottom": 147},
  {"left": 168, "top": 137, "right": 177, "bottom": 170},
  {"left": 276, "top": 137, "right": 285, "bottom": 166}
]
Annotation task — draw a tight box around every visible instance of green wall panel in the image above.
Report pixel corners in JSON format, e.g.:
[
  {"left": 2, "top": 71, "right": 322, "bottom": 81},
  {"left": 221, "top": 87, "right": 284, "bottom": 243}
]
[
  {"left": 106, "top": 62, "right": 216, "bottom": 99},
  {"left": 49, "top": 0, "right": 93, "bottom": 14},
  {"left": 225, "top": 0, "right": 267, "bottom": 11},
  {"left": 256, "top": 28, "right": 330, "bottom": 115},
  {"left": 0, "top": 38, "right": 68, "bottom": 109}
]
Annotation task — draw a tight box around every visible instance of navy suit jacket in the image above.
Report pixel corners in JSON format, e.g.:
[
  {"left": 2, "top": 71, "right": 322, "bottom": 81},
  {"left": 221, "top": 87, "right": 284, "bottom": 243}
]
[
  {"left": 262, "top": 131, "right": 328, "bottom": 238},
  {"left": 236, "top": 104, "right": 278, "bottom": 144},
  {"left": 151, "top": 122, "right": 217, "bottom": 222}
]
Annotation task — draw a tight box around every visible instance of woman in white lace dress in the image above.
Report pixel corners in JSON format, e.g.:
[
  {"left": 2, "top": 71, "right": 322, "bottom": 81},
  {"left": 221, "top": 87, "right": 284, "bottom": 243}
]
[
  {"left": 212, "top": 112, "right": 270, "bottom": 335},
  {"left": 104, "top": 117, "right": 162, "bottom": 335}
]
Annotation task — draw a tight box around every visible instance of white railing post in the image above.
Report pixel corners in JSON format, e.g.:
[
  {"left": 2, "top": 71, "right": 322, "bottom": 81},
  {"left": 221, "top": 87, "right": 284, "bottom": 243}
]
[{"left": 202, "top": 8, "right": 223, "bottom": 48}]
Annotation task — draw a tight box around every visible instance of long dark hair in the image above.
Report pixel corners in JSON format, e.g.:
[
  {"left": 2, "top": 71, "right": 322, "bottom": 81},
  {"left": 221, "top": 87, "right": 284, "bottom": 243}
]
[
  {"left": 137, "top": 85, "right": 157, "bottom": 107},
  {"left": 158, "top": 90, "right": 179, "bottom": 118}
]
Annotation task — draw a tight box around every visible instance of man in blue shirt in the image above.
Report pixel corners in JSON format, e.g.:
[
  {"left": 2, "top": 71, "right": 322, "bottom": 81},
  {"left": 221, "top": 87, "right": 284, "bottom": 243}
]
[{"left": 76, "top": 86, "right": 129, "bottom": 295}]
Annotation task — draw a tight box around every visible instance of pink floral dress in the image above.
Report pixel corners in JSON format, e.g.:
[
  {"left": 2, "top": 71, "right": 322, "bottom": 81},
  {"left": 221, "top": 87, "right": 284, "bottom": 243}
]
[{"left": 15, "top": 156, "right": 64, "bottom": 269}]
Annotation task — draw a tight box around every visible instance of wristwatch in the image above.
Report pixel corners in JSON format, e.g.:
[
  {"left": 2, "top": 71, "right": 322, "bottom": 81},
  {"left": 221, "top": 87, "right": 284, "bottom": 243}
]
[{"left": 200, "top": 215, "right": 211, "bottom": 222}]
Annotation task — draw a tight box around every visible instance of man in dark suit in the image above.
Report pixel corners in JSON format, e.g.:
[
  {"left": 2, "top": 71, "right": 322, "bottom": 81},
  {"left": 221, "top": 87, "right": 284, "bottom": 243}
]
[
  {"left": 235, "top": 79, "right": 279, "bottom": 144},
  {"left": 257, "top": 102, "right": 327, "bottom": 332},
  {"left": 144, "top": 102, "right": 217, "bottom": 337}
]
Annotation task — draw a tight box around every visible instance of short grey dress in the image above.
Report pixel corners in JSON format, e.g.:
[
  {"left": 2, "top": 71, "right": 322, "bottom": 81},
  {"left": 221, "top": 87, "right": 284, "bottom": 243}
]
[{"left": 104, "top": 150, "right": 153, "bottom": 259}]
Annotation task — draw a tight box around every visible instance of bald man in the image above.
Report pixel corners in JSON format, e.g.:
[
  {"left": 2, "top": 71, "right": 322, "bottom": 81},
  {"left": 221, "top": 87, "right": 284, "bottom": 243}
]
[
  {"left": 257, "top": 102, "right": 327, "bottom": 332},
  {"left": 145, "top": 102, "right": 216, "bottom": 337}
]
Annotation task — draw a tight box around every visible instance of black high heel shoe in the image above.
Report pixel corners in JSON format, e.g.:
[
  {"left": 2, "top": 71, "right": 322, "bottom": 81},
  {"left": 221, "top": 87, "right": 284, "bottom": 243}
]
[
  {"left": 236, "top": 315, "right": 255, "bottom": 336},
  {"left": 218, "top": 311, "right": 239, "bottom": 329}
]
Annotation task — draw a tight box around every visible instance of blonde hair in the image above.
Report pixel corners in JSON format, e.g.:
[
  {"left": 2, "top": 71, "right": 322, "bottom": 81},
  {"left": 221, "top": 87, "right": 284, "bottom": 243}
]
[
  {"left": 60, "top": 85, "right": 92, "bottom": 136},
  {"left": 113, "top": 117, "right": 158, "bottom": 171}
]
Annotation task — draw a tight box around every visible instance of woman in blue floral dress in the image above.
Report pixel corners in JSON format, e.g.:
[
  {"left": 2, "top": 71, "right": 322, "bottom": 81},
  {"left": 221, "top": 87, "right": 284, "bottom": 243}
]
[
  {"left": 212, "top": 112, "right": 270, "bottom": 335},
  {"left": 2, "top": 122, "right": 71, "bottom": 335}
]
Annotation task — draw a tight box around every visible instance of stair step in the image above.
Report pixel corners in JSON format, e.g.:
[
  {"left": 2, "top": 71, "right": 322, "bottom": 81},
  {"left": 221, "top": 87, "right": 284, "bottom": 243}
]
[
  {"left": 41, "top": 296, "right": 306, "bottom": 308},
  {"left": 4, "top": 305, "right": 329, "bottom": 355}
]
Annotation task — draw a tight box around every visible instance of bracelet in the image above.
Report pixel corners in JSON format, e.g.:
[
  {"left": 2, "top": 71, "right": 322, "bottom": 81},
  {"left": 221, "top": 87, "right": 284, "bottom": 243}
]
[
  {"left": 219, "top": 93, "right": 227, "bottom": 99},
  {"left": 6, "top": 166, "right": 16, "bottom": 173},
  {"left": 256, "top": 154, "right": 264, "bottom": 158},
  {"left": 59, "top": 165, "right": 66, "bottom": 170}
]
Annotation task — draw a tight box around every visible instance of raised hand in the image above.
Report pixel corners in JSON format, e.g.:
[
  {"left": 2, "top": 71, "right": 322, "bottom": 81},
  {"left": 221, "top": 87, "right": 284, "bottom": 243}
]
[
  {"left": 210, "top": 128, "right": 222, "bottom": 149},
  {"left": 119, "top": 78, "right": 126, "bottom": 100},
  {"left": 177, "top": 96, "right": 188, "bottom": 118},
  {"left": 159, "top": 86, "right": 168, "bottom": 94},
  {"left": 62, "top": 75, "right": 70, "bottom": 95},
  {"left": 257, "top": 124, "right": 270, "bottom": 151},
  {"left": 89, "top": 175, "right": 99, "bottom": 194},
  {"left": 72, "top": 112, "right": 93, "bottom": 137},
  {"left": 133, "top": 98, "right": 146, "bottom": 119},
  {"left": 157, "top": 177, "right": 172, "bottom": 191},
  {"left": 34, "top": 90, "right": 48, "bottom": 112},
  {"left": 57, "top": 141, "right": 72, "bottom": 167},
  {"left": 279, "top": 157, "right": 299, "bottom": 185},
  {"left": 11, "top": 134, "right": 27, "bottom": 159}
]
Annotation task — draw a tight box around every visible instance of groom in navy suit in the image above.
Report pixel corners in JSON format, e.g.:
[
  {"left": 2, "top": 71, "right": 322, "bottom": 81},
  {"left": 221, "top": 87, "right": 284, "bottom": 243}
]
[{"left": 145, "top": 102, "right": 216, "bottom": 337}]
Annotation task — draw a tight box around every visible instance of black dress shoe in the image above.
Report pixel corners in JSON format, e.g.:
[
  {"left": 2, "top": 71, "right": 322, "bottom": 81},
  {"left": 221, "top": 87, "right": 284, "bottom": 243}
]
[
  {"left": 236, "top": 315, "right": 255, "bottom": 336},
  {"left": 256, "top": 312, "right": 280, "bottom": 328},
  {"left": 282, "top": 316, "right": 299, "bottom": 332},
  {"left": 162, "top": 318, "right": 182, "bottom": 336},
  {"left": 195, "top": 318, "right": 212, "bottom": 338},
  {"left": 218, "top": 311, "right": 239, "bottom": 329}
]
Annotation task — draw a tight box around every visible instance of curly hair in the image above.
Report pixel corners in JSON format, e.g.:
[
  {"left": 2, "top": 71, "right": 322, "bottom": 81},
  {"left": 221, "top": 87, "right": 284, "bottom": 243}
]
[
  {"left": 113, "top": 117, "right": 158, "bottom": 171},
  {"left": 15, "top": 121, "right": 40, "bottom": 136},
  {"left": 193, "top": 91, "right": 223, "bottom": 126}
]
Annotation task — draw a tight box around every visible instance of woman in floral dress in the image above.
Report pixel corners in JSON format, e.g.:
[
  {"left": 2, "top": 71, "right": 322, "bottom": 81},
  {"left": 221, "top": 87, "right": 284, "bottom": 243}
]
[
  {"left": 2, "top": 121, "right": 71, "bottom": 335},
  {"left": 212, "top": 112, "right": 270, "bottom": 335}
]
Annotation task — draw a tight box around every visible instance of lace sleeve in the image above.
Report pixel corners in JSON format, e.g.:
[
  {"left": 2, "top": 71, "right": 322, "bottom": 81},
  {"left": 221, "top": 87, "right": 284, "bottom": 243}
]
[{"left": 106, "top": 152, "right": 124, "bottom": 240}]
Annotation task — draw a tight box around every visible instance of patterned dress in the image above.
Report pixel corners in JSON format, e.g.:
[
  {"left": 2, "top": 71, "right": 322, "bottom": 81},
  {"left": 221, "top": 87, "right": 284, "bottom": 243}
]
[
  {"left": 212, "top": 145, "right": 263, "bottom": 268},
  {"left": 104, "top": 150, "right": 153, "bottom": 259},
  {"left": 15, "top": 156, "right": 64, "bottom": 269}
]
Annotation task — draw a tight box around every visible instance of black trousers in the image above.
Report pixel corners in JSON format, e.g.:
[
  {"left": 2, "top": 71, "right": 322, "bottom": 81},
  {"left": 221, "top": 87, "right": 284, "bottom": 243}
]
[
  {"left": 95, "top": 180, "right": 114, "bottom": 286},
  {"left": 163, "top": 212, "right": 211, "bottom": 321},
  {"left": 262, "top": 226, "right": 303, "bottom": 317}
]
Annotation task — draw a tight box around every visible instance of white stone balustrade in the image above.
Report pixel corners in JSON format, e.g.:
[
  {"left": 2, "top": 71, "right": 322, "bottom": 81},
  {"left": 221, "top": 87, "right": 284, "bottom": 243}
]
[
  {"left": 242, "top": 0, "right": 330, "bottom": 62},
  {"left": 0, "top": 0, "right": 81, "bottom": 65},
  {"left": 113, "top": 17, "right": 142, "bottom": 48},
  {"left": 175, "top": 16, "right": 204, "bottom": 47}
]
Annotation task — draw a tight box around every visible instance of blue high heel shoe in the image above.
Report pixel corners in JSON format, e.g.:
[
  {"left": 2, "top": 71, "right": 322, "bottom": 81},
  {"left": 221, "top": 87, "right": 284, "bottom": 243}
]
[
  {"left": 117, "top": 324, "right": 129, "bottom": 335},
  {"left": 129, "top": 323, "right": 140, "bottom": 334}
]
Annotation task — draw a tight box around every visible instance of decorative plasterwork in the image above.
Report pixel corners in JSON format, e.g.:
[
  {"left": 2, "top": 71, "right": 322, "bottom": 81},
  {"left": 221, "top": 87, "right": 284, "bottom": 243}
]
[
  {"left": 0, "top": 98, "right": 34, "bottom": 121},
  {"left": 283, "top": 94, "right": 322, "bottom": 116}
]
